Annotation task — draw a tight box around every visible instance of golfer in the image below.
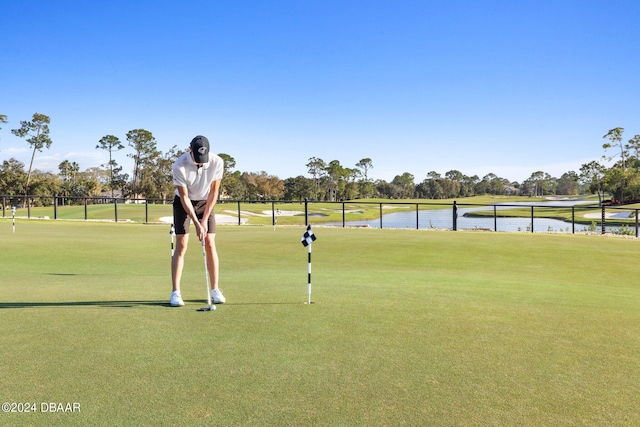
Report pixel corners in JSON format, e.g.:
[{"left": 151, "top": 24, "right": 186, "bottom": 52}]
[{"left": 170, "top": 135, "right": 225, "bottom": 307}]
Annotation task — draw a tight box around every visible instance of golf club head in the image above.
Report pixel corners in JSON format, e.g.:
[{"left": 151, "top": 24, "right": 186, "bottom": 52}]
[{"left": 197, "top": 305, "right": 216, "bottom": 312}]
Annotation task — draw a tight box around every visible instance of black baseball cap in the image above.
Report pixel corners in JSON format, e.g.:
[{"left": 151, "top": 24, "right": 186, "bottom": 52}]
[{"left": 190, "top": 135, "right": 210, "bottom": 163}]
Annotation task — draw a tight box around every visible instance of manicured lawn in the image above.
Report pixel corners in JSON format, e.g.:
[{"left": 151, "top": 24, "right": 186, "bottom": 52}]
[{"left": 1, "top": 220, "right": 639, "bottom": 425}]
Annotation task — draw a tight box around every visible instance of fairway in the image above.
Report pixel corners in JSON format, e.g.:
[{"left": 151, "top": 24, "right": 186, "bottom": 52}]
[{"left": 1, "top": 220, "right": 640, "bottom": 426}]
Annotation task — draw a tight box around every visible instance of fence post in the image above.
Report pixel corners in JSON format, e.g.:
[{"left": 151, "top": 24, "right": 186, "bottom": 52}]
[
  {"left": 636, "top": 209, "right": 639, "bottom": 238},
  {"left": 27, "top": 197, "right": 31, "bottom": 218},
  {"left": 416, "top": 204, "right": 419, "bottom": 229},
  {"left": 272, "top": 201, "right": 276, "bottom": 227},
  {"left": 530, "top": 206, "right": 534, "bottom": 233},
  {"left": 342, "top": 202, "right": 345, "bottom": 228},
  {"left": 572, "top": 206, "right": 575, "bottom": 234},
  {"left": 237, "top": 201, "right": 241, "bottom": 226},
  {"left": 2, "top": 196, "right": 5, "bottom": 217},
  {"left": 54, "top": 195, "right": 58, "bottom": 220},
  {"left": 493, "top": 205, "right": 497, "bottom": 232},
  {"left": 452, "top": 201, "right": 457, "bottom": 231},
  {"left": 114, "top": 199, "right": 118, "bottom": 223},
  {"left": 84, "top": 198, "right": 88, "bottom": 220},
  {"left": 379, "top": 203, "right": 383, "bottom": 229},
  {"left": 601, "top": 206, "right": 605, "bottom": 235},
  {"left": 145, "top": 200, "right": 149, "bottom": 223}
]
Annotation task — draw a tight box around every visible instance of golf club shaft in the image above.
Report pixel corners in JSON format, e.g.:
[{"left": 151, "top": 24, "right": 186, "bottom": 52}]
[{"left": 201, "top": 238, "right": 212, "bottom": 306}]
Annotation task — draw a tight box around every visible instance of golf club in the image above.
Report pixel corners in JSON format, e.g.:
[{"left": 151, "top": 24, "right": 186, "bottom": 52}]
[{"left": 198, "top": 238, "right": 216, "bottom": 312}]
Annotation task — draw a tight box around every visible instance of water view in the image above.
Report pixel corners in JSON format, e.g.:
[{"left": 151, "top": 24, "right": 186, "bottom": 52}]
[{"left": 320, "top": 201, "right": 621, "bottom": 233}]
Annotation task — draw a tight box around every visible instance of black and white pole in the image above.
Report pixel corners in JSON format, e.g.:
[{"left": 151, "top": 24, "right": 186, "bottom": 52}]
[
  {"left": 301, "top": 225, "right": 317, "bottom": 304},
  {"left": 274, "top": 209, "right": 281, "bottom": 231},
  {"left": 307, "top": 242, "right": 312, "bottom": 304},
  {"left": 11, "top": 206, "right": 16, "bottom": 233},
  {"left": 170, "top": 224, "right": 175, "bottom": 257}
]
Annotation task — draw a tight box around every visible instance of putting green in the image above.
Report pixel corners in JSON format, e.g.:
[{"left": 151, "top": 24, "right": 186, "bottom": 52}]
[{"left": 1, "top": 220, "right": 639, "bottom": 426}]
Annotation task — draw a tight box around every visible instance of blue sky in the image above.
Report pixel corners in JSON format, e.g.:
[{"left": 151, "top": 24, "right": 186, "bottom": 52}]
[{"left": 1, "top": 0, "right": 639, "bottom": 183}]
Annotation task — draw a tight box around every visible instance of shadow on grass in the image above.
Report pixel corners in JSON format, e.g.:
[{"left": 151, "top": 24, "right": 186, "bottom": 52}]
[
  {"left": 219, "top": 302, "right": 310, "bottom": 305},
  {"left": 0, "top": 300, "right": 169, "bottom": 309},
  {"left": 0, "top": 300, "right": 309, "bottom": 309}
]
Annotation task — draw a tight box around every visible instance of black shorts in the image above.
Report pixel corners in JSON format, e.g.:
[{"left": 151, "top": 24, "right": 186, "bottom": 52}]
[{"left": 173, "top": 195, "right": 216, "bottom": 235}]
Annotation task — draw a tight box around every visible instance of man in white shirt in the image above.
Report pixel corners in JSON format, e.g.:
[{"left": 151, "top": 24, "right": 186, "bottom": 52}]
[{"left": 170, "top": 135, "right": 226, "bottom": 307}]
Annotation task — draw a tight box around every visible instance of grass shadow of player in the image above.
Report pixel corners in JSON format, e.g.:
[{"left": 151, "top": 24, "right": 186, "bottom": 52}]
[{"left": 0, "top": 300, "right": 169, "bottom": 309}]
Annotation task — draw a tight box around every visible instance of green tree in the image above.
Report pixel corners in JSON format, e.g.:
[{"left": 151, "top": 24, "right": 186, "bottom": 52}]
[
  {"left": 622, "top": 160, "right": 640, "bottom": 200},
  {"left": 224, "top": 171, "right": 246, "bottom": 199},
  {"left": 474, "top": 173, "right": 508, "bottom": 196},
  {"left": 218, "top": 153, "right": 236, "bottom": 198},
  {"left": 70, "top": 172, "right": 98, "bottom": 200},
  {"left": 96, "top": 135, "right": 125, "bottom": 199},
  {"left": 462, "top": 174, "right": 479, "bottom": 197},
  {"left": 55, "top": 161, "right": 100, "bottom": 202},
  {"left": 306, "top": 157, "right": 326, "bottom": 199},
  {"left": 58, "top": 160, "right": 80, "bottom": 181},
  {"left": 218, "top": 153, "right": 236, "bottom": 178},
  {"left": 524, "top": 171, "right": 554, "bottom": 196},
  {"left": 27, "top": 170, "right": 60, "bottom": 206},
  {"left": 241, "top": 171, "right": 284, "bottom": 200},
  {"left": 0, "top": 158, "right": 27, "bottom": 200},
  {"left": 355, "top": 158, "right": 373, "bottom": 181},
  {"left": 579, "top": 161, "right": 606, "bottom": 203},
  {"left": 325, "top": 160, "right": 347, "bottom": 201},
  {"left": 556, "top": 171, "right": 579, "bottom": 195},
  {"left": 141, "top": 146, "right": 183, "bottom": 200},
  {"left": 126, "top": 129, "right": 158, "bottom": 199},
  {"left": 442, "top": 170, "right": 464, "bottom": 198},
  {"left": 601, "top": 167, "right": 631, "bottom": 202},
  {"left": 58, "top": 160, "right": 80, "bottom": 203},
  {"left": 391, "top": 172, "right": 415, "bottom": 199},
  {"left": 343, "top": 167, "right": 360, "bottom": 200},
  {"left": 375, "top": 179, "right": 401, "bottom": 198},
  {"left": 11, "top": 113, "right": 52, "bottom": 201},
  {"left": 603, "top": 127, "right": 627, "bottom": 169},
  {"left": 355, "top": 158, "right": 374, "bottom": 198},
  {"left": 82, "top": 167, "right": 109, "bottom": 198},
  {"left": 626, "top": 134, "right": 640, "bottom": 159},
  {"left": 283, "top": 176, "right": 315, "bottom": 200},
  {"left": 417, "top": 171, "right": 444, "bottom": 199}
]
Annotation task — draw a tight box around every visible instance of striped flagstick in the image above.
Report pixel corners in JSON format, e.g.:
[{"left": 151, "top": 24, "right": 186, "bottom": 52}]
[
  {"left": 170, "top": 224, "right": 175, "bottom": 257},
  {"left": 274, "top": 208, "right": 281, "bottom": 231},
  {"left": 301, "top": 225, "right": 317, "bottom": 304},
  {"left": 11, "top": 206, "right": 16, "bottom": 233}
]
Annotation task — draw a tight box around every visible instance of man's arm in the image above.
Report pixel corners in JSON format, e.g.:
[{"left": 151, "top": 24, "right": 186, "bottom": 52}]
[
  {"left": 177, "top": 186, "right": 206, "bottom": 240},
  {"left": 201, "top": 179, "right": 221, "bottom": 233}
]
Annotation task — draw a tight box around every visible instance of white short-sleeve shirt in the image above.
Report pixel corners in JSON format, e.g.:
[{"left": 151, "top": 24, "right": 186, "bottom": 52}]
[{"left": 172, "top": 152, "right": 224, "bottom": 200}]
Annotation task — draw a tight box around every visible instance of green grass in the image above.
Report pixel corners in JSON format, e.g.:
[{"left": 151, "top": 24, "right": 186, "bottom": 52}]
[{"left": 1, "top": 221, "right": 640, "bottom": 425}]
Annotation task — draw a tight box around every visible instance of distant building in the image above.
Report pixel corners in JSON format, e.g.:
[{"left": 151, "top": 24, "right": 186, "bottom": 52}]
[
  {"left": 503, "top": 185, "right": 520, "bottom": 196},
  {"left": 98, "top": 190, "right": 125, "bottom": 204}
]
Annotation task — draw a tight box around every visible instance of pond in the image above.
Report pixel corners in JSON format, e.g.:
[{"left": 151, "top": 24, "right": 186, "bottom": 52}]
[{"left": 320, "top": 201, "right": 618, "bottom": 233}]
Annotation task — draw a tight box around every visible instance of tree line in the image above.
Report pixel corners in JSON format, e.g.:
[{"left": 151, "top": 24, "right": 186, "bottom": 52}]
[{"left": 1, "top": 113, "right": 639, "bottom": 204}]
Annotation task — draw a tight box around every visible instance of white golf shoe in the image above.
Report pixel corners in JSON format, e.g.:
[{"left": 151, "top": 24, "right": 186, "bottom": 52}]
[
  {"left": 170, "top": 291, "right": 184, "bottom": 307},
  {"left": 211, "top": 288, "right": 226, "bottom": 304}
]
